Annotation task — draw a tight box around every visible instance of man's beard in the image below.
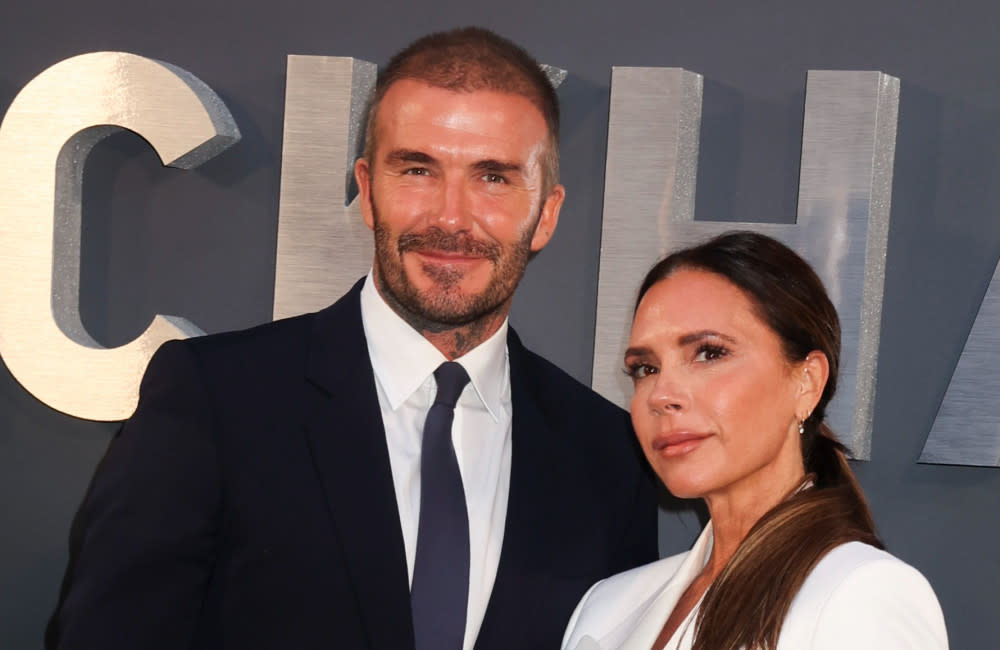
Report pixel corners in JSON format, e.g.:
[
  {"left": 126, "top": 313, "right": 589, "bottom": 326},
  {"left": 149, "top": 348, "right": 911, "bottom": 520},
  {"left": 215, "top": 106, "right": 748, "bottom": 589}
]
[{"left": 371, "top": 204, "right": 537, "bottom": 332}]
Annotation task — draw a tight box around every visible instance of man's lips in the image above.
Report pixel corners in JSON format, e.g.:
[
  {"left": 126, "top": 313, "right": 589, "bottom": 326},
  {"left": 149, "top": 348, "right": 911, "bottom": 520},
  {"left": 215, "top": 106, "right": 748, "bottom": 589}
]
[
  {"left": 411, "top": 249, "right": 486, "bottom": 264},
  {"left": 652, "top": 432, "right": 712, "bottom": 457}
]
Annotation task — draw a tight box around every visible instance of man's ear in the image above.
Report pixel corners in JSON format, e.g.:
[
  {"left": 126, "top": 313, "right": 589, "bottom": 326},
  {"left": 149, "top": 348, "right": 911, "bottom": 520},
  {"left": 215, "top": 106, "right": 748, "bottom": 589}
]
[
  {"left": 530, "top": 184, "right": 565, "bottom": 252},
  {"left": 355, "top": 157, "right": 375, "bottom": 231},
  {"left": 796, "top": 351, "right": 830, "bottom": 419}
]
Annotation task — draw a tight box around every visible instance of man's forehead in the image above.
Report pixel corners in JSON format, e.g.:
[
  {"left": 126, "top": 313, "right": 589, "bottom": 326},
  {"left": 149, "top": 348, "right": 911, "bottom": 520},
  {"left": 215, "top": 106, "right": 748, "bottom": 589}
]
[
  {"left": 376, "top": 80, "right": 553, "bottom": 141},
  {"left": 374, "top": 81, "right": 549, "bottom": 148},
  {"left": 379, "top": 78, "right": 541, "bottom": 112}
]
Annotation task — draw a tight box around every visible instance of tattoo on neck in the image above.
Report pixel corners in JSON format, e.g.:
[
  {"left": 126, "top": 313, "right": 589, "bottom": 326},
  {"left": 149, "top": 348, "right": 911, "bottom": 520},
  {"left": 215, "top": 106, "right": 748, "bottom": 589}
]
[{"left": 431, "top": 315, "right": 501, "bottom": 359}]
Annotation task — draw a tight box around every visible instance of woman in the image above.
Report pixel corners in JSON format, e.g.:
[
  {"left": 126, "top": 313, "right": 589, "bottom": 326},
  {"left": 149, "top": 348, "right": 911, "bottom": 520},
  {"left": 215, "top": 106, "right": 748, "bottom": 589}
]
[{"left": 562, "top": 232, "right": 947, "bottom": 650}]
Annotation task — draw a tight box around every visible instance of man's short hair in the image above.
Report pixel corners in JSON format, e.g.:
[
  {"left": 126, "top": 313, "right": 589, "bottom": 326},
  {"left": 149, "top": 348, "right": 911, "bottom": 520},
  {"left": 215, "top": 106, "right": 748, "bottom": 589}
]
[{"left": 363, "top": 26, "right": 561, "bottom": 194}]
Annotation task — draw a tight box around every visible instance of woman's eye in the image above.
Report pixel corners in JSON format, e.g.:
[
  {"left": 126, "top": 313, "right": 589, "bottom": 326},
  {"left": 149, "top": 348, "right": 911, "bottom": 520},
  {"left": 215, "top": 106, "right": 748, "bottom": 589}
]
[
  {"left": 624, "top": 363, "right": 657, "bottom": 380},
  {"left": 693, "top": 344, "right": 728, "bottom": 362}
]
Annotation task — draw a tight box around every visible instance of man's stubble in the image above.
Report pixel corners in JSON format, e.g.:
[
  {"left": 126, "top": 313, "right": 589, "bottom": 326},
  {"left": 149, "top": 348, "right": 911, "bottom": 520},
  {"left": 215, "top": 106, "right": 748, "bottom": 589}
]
[{"left": 370, "top": 198, "right": 539, "bottom": 340}]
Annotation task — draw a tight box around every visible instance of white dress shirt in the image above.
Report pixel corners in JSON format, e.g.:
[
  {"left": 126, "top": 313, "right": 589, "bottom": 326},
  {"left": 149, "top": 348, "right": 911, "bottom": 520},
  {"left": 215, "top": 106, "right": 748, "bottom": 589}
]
[{"left": 360, "top": 273, "right": 513, "bottom": 650}]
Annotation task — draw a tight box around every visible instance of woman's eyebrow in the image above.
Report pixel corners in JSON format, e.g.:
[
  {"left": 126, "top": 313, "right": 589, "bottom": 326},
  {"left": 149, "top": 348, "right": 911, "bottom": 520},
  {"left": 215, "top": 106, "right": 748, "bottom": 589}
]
[
  {"left": 677, "top": 330, "right": 737, "bottom": 346},
  {"left": 623, "top": 345, "right": 653, "bottom": 358}
]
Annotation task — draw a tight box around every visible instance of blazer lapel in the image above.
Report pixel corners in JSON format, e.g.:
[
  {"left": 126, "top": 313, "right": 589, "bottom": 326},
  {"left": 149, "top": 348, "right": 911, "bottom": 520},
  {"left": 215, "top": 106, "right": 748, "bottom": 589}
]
[
  {"left": 475, "top": 331, "right": 566, "bottom": 649},
  {"left": 302, "top": 280, "right": 415, "bottom": 650},
  {"left": 617, "top": 524, "right": 714, "bottom": 649},
  {"left": 617, "top": 584, "right": 687, "bottom": 649}
]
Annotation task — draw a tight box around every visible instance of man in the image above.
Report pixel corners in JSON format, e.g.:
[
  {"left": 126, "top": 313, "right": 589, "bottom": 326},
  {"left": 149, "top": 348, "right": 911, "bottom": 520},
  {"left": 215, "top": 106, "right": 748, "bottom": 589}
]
[{"left": 52, "top": 27, "right": 657, "bottom": 650}]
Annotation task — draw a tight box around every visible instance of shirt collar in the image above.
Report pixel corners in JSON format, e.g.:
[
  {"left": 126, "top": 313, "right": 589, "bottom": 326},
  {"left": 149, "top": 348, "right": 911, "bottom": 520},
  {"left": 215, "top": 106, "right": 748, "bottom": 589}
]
[{"left": 360, "top": 271, "right": 508, "bottom": 421}]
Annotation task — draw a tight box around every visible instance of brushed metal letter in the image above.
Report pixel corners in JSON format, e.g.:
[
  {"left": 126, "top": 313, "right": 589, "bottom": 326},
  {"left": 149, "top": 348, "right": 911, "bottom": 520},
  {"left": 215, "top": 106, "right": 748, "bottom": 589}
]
[
  {"left": 272, "top": 56, "right": 377, "bottom": 319},
  {"left": 0, "top": 52, "right": 240, "bottom": 421},
  {"left": 273, "top": 58, "right": 568, "bottom": 319},
  {"left": 921, "top": 263, "right": 1000, "bottom": 466},
  {"left": 593, "top": 68, "right": 899, "bottom": 459}
]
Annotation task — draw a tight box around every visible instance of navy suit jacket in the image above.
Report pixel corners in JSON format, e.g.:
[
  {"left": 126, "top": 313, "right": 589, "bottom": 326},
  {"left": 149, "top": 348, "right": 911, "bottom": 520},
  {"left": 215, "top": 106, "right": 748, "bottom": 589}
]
[{"left": 53, "top": 279, "right": 658, "bottom": 650}]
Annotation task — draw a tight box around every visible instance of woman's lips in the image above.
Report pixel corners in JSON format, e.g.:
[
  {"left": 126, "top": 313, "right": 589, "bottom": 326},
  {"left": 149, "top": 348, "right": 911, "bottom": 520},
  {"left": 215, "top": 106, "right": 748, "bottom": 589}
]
[{"left": 652, "top": 432, "right": 711, "bottom": 457}]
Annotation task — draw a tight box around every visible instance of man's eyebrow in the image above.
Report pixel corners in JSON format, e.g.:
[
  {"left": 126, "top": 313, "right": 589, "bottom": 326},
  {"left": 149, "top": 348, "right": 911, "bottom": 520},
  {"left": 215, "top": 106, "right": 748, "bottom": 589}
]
[
  {"left": 678, "top": 330, "right": 737, "bottom": 346},
  {"left": 384, "top": 149, "right": 435, "bottom": 165},
  {"left": 473, "top": 159, "right": 523, "bottom": 174}
]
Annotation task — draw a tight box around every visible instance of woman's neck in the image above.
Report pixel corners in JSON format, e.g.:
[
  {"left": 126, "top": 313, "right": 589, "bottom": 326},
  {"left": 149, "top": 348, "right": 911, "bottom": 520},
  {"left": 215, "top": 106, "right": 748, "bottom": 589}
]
[{"left": 701, "top": 468, "right": 807, "bottom": 577}]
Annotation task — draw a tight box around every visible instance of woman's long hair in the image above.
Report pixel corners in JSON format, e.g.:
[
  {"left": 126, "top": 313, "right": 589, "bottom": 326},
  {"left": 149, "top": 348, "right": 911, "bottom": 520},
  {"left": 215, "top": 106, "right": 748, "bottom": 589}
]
[{"left": 635, "top": 231, "right": 882, "bottom": 650}]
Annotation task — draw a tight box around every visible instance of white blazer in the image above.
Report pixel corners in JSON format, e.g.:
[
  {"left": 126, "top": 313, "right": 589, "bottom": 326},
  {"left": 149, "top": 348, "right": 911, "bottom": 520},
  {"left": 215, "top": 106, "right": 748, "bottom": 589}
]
[{"left": 562, "top": 523, "right": 948, "bottom": 650}]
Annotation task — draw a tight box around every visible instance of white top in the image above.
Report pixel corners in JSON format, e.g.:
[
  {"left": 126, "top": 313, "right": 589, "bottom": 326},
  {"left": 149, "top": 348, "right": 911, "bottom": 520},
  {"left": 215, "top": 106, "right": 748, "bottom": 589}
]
[
  {"left": 360, "top": 273, "right": 513, "bottom": 650},
  {"left": 562, "top": 522, "right": 949, "bottom": 650}
]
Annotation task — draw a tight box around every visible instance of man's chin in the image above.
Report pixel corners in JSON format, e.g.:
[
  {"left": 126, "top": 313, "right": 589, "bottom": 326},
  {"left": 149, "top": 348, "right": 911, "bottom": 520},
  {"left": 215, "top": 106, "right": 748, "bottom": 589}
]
[
  {"left": 407, "top": 257, "right": 491, "bottom": 290},
  {"left": 405, "top": 285, "right": 512, "bottom": 327},
  {"left": 376, "top": 264, "right": 511, "bottom": 328},
  {"left": 403, "top": 270, "right": 486, "bottom": 302},
  {"left": 411, "top": 290, "right": 481, "bottom": 321}
]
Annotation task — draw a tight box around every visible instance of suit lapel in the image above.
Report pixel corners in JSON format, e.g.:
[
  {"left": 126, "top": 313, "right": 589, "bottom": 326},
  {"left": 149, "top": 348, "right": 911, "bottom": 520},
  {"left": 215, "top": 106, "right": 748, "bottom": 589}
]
[
  {"left": 475, "top": 331, "right": 565, "bottom": 649},
  {"left": 302, "top": 280, "right": 415, "bottom": 650}
]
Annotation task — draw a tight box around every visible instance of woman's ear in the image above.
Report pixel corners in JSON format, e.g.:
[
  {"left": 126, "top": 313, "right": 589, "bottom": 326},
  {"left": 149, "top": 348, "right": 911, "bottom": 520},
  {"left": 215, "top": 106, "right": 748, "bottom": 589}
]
[{"left": 796, "top": 351, "right": 830, "bottom": 419}]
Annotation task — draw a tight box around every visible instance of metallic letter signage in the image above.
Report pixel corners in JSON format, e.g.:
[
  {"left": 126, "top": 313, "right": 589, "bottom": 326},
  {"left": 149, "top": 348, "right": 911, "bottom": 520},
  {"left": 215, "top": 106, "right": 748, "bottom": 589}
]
[
  {"left": 592, "top": 68, "right": 899, "bottom": 459},
  {"left": 921, "top": 262, "right": 1000, "bottom": 466},
  {"left": 0, "top": 52, "right": 240, "bottom": 421},
  {"left": 272, "top": 56, "right": 377, "bottom": 319}
]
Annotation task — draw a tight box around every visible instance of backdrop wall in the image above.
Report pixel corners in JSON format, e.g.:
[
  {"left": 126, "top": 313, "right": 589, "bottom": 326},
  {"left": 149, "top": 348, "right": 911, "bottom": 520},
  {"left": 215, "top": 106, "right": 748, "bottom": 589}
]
[{"left": 2, "top": 1, "right": 998, "bottom": 647}]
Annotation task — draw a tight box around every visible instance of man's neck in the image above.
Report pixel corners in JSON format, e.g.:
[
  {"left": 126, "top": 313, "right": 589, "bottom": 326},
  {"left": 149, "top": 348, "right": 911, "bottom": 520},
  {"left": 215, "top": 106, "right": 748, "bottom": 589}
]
[{"left": 419, "top": 310, "right": 508, "bottom": 360}]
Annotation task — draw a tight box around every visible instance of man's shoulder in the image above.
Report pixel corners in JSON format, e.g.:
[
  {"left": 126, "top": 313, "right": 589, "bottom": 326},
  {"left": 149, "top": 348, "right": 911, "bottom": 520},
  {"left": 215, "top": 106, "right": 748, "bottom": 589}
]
[
  {"left": 166, "top": 285, "right": 362, "bottom": 365},
  {"left": 152, "top": 311, "right": 310, "bottom": 372},
  {"left": 185, "top": 310, "right": 316, "bottom": 354},
  {"left": 139, "top": 311, "right": 316, "bottom": 392},
  {"left": 510, "top": 335, "right": 625, "bottom": 418},
  {"left": 509, "top": 336, "right": 636, "bottom": 465},
  {"left": 145, "top": 288, "right": 362, "bottom": 389}
]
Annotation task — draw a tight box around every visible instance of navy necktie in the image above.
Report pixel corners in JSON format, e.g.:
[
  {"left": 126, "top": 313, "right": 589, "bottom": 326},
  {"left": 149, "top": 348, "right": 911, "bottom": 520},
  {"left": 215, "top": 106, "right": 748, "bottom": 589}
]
[{"left": 411, "top": 361, "right": 472, "bottom": 650}]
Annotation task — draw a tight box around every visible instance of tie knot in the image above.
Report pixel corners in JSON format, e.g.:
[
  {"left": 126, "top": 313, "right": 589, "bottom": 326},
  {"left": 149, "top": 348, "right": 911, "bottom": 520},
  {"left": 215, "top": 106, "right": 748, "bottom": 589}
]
[{"left": 433, "top": 362, "right": 470, "bottom": 408}]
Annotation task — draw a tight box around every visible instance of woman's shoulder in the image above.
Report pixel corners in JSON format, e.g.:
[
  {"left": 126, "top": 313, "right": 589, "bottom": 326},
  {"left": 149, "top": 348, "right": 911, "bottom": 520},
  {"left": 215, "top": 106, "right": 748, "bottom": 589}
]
[
  {"left": 780, "top": 541, "right": 948, "bottom": 649},
  {"left": 799, "top": 541, "right": 938, "bottom": 605}
]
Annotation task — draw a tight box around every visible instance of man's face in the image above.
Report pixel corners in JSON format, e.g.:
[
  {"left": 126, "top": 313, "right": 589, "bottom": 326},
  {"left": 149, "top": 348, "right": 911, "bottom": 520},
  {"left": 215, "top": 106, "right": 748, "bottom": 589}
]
[{"left": 355, "top": 79, "right": 564, "bottom": 329}]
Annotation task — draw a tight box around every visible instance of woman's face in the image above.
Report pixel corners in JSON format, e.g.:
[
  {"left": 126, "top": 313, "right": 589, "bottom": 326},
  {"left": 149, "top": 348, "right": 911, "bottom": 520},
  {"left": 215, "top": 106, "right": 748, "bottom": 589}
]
[{"left": 626, "top": 268, "right": 817, "bottom": 501}]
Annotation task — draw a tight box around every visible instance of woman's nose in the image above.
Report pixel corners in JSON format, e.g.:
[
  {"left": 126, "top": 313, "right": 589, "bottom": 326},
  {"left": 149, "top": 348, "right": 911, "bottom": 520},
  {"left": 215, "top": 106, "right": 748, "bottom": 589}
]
[{"left": 646, "top": 371, "right": 687, "bottom": 414}]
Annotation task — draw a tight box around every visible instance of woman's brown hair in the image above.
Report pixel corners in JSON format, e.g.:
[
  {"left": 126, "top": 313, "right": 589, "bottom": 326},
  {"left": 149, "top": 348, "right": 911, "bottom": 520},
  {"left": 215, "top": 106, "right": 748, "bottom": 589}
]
[{"left": 636, "top": 231, "right": 882, "bottom": 650}]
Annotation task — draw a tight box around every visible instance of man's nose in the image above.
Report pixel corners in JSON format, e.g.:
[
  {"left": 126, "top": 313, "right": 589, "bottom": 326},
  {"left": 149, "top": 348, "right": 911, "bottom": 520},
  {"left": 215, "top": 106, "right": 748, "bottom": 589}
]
[{"left": 430, "top": 176, "right": 473, "bottom": 231}]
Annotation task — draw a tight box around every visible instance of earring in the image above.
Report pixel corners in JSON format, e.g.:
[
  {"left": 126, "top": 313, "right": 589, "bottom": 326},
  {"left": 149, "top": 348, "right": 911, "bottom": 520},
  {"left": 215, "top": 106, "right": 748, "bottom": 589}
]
[{"left": 798, "top": 419, "right": 805, "bottom": 435}]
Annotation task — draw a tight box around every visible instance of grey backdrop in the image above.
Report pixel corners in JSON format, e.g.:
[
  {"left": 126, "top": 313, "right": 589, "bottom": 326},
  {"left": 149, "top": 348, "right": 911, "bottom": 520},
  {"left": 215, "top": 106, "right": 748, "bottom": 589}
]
[{"left": 2, "top": 1, "right": 998, "bottom": 647}]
